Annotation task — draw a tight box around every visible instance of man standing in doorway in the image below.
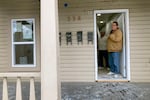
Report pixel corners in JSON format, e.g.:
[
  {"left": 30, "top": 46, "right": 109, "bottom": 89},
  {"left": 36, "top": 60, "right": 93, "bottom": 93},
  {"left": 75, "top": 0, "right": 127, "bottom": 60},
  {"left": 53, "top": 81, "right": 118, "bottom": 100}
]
[{"left": 107, "top": 21, "right": 123, "bottom": 78}]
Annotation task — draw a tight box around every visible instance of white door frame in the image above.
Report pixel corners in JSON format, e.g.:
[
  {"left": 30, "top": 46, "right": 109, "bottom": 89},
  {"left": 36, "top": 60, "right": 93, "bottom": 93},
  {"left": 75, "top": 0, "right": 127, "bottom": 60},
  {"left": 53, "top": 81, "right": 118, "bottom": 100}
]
[{"left": 94, "top": 9, "right": 130, "bottom": 81}]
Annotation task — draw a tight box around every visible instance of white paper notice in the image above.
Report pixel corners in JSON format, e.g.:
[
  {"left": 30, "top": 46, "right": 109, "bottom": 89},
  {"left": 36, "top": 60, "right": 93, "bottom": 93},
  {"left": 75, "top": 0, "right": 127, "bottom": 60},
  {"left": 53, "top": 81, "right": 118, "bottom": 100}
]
[
  {"left": 19, "top": 56, "right": 28, "bottom": 64},
  {"left": 23, "top": 25, "right": 33, "bottom": 39},
  {"left": 16, "top": 22, "right": 22, "bottom": 32}
]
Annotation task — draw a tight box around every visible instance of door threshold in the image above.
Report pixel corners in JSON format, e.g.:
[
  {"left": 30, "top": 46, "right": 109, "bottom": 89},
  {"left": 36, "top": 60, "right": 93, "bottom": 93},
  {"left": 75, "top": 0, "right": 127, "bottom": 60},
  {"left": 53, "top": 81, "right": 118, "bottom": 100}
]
[{"left": 96, "top": 79, "right": 129, "bottom": 82}]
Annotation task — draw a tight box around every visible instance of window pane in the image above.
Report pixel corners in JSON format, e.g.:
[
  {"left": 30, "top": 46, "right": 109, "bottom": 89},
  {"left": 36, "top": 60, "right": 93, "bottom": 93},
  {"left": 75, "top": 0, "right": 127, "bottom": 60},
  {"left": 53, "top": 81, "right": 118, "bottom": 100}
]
[
  {"left": 12, "top": 20, "right": 34, "bottom": 42},
  {"left": 14, "top": 44, "right": 34, "bottom": 64}
]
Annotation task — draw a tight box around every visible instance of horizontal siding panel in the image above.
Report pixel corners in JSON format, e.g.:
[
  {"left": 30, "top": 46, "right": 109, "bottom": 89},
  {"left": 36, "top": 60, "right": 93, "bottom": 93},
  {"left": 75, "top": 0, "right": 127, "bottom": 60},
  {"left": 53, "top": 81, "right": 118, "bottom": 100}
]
[
  {"left": 60, "top": 53, "right": 94, "bottom": 57},
  {"left": 131, "top": 67, "right": 150, "bottom": 71},
  {"left": 60, "top": 60, "right": 94, "bottom": 64},
  {"left": 60, "top": 66, "right": 94, "bottom": 69},
  {"left": 60, "top": 75, "right": 94, "bottom": 79},
  {"left": 0, "top": 55, "right": 9, "bottom": 60},
  {"left": 0, "top": 49, "right": 8, "bottom": 53},
  {"left": 131, "top": 77, "right": 150, "bottom": 81},
  {"left": 130, "top": 20, "right": 150, "bottom": 24},
  {"left": 131, "top": 75, "right": 150, "bottom": 79},
  {"left": 130, "top": 12, "right": 150, "bottom": 17},
  {"left": 130, "top": 38, "right": 150, "bottom": 42},
  {"left": 130, "top": 59, "right": 149, "bottom": 63},
  {"left": 60, "top": 77, "right": 95, "bottom": 81},
  {"left": 59, "top": 20, "right": 93, "bottom": 24},
  {"left": 130, "top": 42, "right": 150, "bottom": 46},
  {"left": 0, "top": 53, "right": 8, "bottom": 57},
  {"left": 59, "top": 15, "right": 93, "bottom": 21},
  {"left": 60, "top": 45, "right": 94, "bottom": 48},
  {"left": 60, "top": 49, "right": 94, "bottom": 52},
  {"left": 61, "top": 77, "right": 94, "bottom": 82},
  {"left": 131, "top": 73, "right": 150, "bottom": 77},
  {"left": 60, "top": 63, "right": 94, "bottom": 67},
  {"left": 130, "top": 55, "right": 150, "bottom": 59},
  {"left": 61, "top": 76, "right": 94, "bottom": 80},
  {"left": 59, "top": 23, "right": 93, "bottom": 28},
  {"left": 130, "top": 47, "right": 150, "bottom": 50},
  {"left": 60, "top": 56, "right": 94, "bottom": 60},
  {"left": 60, "top": 72, "right": 94, "bottom": 76},
  {"left": 130, "top": 34, "right": 150, "bottom": 38},
  {"left": 0, "top": 42, "right": 9, "bottom": 47},
  {"left": 0, "top": 27, "right": 10, "bottom": 30},
  {"left": 0, "top": 60, "right": 9, "bottom": 65},
  {"left": 130, "top": 29, "right": 150, "bottom": 33},
  {"left": 130, "top": 25, "right": 150, "bottom": 29},
  {"left": 60, "top": 68, "right": 94, "bottom": 72},
  {"left": 0, "top": 38, "right": 8, "bottom": 42},
  {"left": 0, "top": 34, "right": 9, "bottom": 38},
  {"left": 4, "top": 12, "right": 39, "bottom": 15},
  {"left": 60, "top": 45, "right": 93, "bottom": 48},
  {"left": 130, "top": 47, "right": 150, "bottom": 51},
  {"left": 130, "top": 50, "right": 150, "bottom": 55},
  {"left": 130, "top": 79, "right": 150, "bottom": 82}
]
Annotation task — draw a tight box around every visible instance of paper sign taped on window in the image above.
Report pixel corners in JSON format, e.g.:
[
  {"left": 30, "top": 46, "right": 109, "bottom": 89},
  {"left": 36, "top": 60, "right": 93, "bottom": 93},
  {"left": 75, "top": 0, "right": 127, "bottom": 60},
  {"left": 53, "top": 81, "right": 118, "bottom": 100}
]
[
  {"left": 19, "top": 56, "right": 28, "bottom": 64},
  {"left": 16, "top": 22, "right": 22, "bottom": 32},
  {"left": 23, "top": 25, "right": 33, "bottom": 39}
]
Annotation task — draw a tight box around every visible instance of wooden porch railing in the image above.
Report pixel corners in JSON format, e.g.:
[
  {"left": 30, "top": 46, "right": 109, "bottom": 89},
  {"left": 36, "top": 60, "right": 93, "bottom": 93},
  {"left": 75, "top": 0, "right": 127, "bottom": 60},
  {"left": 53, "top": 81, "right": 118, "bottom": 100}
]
[{"left": 0, "top": 72, "right": 40, "bottom": 100}]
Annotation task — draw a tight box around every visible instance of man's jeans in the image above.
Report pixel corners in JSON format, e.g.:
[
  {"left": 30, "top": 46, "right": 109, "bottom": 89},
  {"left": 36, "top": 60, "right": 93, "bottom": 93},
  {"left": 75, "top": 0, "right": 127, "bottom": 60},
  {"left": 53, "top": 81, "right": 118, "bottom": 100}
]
[{"left": 108, "top": 52, "right": 120, "bottom": 74}]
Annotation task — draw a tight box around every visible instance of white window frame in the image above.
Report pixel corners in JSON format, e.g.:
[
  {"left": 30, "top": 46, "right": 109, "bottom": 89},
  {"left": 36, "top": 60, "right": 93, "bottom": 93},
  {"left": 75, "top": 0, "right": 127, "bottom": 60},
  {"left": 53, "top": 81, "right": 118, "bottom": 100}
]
[{"left": 11, "top": 18, "right": 36, "bottom": 67}]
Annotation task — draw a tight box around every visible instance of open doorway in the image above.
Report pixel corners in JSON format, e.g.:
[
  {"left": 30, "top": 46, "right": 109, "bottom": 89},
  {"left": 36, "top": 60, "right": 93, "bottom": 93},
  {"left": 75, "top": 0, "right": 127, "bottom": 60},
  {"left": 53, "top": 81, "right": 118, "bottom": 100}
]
[{"left": 94, "top": 9, "right": 130, "bottom": 81}]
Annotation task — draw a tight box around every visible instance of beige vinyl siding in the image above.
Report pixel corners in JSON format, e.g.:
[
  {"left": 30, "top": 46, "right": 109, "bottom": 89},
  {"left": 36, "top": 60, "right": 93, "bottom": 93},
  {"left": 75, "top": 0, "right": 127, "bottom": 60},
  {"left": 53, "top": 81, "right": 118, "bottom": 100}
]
[
  {"left": 0, "top": 0, "right": 40, "bottom": 72},
  {"left": 59, "top": 0, "right": 150, "bottom": 82},
  {"left": 60, "top": 45, "right": 95, "bottom": 82}
]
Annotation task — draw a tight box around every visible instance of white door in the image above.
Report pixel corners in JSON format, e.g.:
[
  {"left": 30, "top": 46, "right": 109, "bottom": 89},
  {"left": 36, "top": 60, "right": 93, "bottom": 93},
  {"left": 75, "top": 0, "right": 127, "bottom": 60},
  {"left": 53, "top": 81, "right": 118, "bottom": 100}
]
[{"left": 118, "top": 13, "right": 126, "bottom": 78}]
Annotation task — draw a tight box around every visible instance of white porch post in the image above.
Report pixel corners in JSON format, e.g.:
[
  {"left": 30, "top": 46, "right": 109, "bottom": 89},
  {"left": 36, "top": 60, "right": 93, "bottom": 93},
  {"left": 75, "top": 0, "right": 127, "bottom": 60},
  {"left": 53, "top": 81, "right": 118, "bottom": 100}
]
[{"left": 41, "top": 0, "right": 59, "bottom": 99}]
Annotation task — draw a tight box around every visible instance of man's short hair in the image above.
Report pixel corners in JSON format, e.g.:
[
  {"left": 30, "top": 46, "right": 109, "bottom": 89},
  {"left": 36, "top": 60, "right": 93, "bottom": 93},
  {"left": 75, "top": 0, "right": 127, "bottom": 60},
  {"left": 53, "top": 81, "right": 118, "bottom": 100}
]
[{"left": 113, "top": 21, "right": 119, "bottom": 26}]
